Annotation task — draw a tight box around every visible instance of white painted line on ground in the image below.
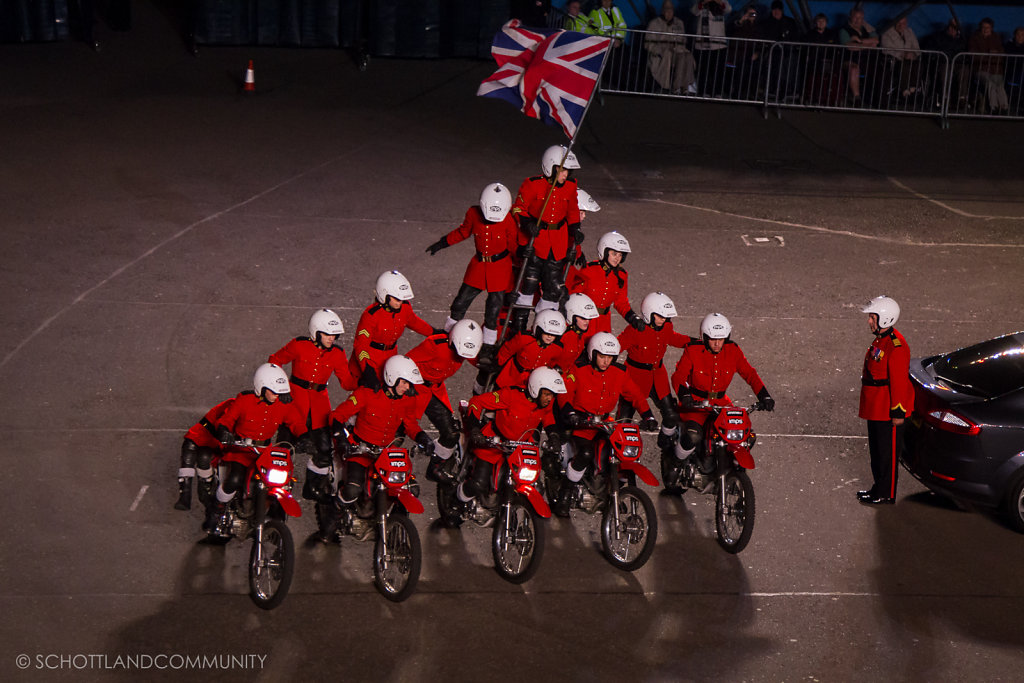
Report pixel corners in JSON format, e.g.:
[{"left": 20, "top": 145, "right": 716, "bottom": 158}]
[
  {"left": 129, "top": 485, "right": 149, "bottom": 512},
  {"left": 888, "top": 177, "right": 1024, "bottom": 220}
]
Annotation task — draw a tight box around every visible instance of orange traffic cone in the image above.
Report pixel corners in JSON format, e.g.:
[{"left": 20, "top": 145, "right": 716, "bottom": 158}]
[{"left": 243, "top": 60, "right": 255, "bottom": 93}]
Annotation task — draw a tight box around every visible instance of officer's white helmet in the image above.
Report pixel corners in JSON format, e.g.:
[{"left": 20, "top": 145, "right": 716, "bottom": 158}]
[
  {"left": 534, "top": 309, "right": 567, "bottom": 337},
  {"left": 254, "top": 363, "right": 291, "bottom": 397},
  {"left": 597, "top": 231, "right": 631, "bottom": 261},
  {"left": 541, "top": 144, "right": 581, "bottom": 177},
  {"left": 375, "top": 270, "right": 414, "bottom": 304},
  {"left": 587, "top": 332, "right": 621, "bottom": 361},
  {"left": 527, "top": 366, "right": 567, "bottom": 399},
  {"left": 700, "top": 313, "right": 732, "bottom": 340},
  {"left": 479, "top": 183, "right": 512, "bottom": 223},
  {"left": 577, "top": 189, "right": 601, "bottom": 213},
  {"left": 309, "top": 308, "right": 344, "bottom": 340},
  {"left": 382, "top": 355, "right": 424, "bottom": 388},
  {"left": 564, "top": 293, "right": 599, "bottom": 324},
  {"left": 862, "top": 295, "right": 900, "bottom": 329},
  {"left": 449, "top": 319, "right": 483, "bottom": 359},
  {"left": 641, "top": 292, "right": 677, "bottom": 324}
]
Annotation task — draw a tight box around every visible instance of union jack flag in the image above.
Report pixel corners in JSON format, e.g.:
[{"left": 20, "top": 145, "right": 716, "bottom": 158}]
[{"left": 477, "top": 20, "right": 612, "bottom": 139}]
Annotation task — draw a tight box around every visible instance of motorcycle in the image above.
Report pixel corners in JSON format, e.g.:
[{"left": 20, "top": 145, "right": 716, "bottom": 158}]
[
  {"left": 543, "top": 417, "right": 659, "bottom": 571},
  {"left": 436, "top": 428, "right": 551, "bottom": 584},
  {"left": 205, "top": 440, "right": 301, "bottom": 610},
  {"left": 316, "top": 438, "right": 424, "bottom": 602},
  {"left": 663, "top": 402, "right": 763, "bottom": 554}
]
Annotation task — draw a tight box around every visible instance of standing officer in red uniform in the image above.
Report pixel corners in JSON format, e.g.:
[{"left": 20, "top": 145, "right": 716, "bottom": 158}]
[
  {"left": 858, "top": 296, "right": 913, "bottom": 506},
  {"left": 617, "top": 292, "right": 691, "bottom": 431},
  {"left": 480, "top": 309, "right": 567, "bottom": 394},
  {"left": 510, "top": 145, "right": 583, "bottom": 329},
  {"left": 567, "top": 231, "right": 646, "bottom": 339},
  {"left": 555, "top": 292, "right": 599, "bottom": 371},
  {"left": 665, "top": 313, "right": 774, "bottom": 491},
  {"left": 205, "top": 364, "right": 308, "bottom": 531},
  {"left": 268, "top": 308, "right": 358, "bottom": 501},
  {"left": 406, "top": 319, "right": 483, "bottom": 482},
  {"left": 175, "top": 396, "right": 235, "bottom": 511},
  {"left": 425, "top": 183, "right": 522, "bottom": 353},
  {"left": 351, "top": 270, "right": 435, "bottom": 390},
  {"left": 457, "top": 367, "right": 566, "bottom": 509},
  {"left": 553, "top": 333, "right": 656, "bottom": 516}
]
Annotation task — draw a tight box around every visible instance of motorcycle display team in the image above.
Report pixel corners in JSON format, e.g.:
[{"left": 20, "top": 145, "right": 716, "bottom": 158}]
[{"left": 173, "top": 145, "right": 777, "bottom": 608}]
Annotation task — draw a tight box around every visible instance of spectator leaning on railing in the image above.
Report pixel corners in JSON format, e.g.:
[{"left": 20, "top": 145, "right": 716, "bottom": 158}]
[
  {"left": 1004, "top": 26, "right": 1024, "bottom": 113},
  {"left": 690, "top": 0, "right": 731, "bottom": 97},
  {"left": 645, "top": 0, "right": 696, "bottom": 95},
  {"left": 803, "top": 13, "right": 841, "bottom": 106},
  {"left": 923, "top": 19, "right": 969, "bottom": 110},
  {"left": 968, "top": 18, "right": 1009, "bottom": 114},
  {"left": 838, "top": 7, "right": 879, "bottom": 106},
  {"left": 880, "top": 16, "right": 922, "bottom": 99},
  {"left": 727, "top": 5, "right": 763, "bottom": 100}
]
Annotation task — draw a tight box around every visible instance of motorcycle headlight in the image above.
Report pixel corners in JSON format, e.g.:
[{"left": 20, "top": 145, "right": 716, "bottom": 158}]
[
  {"left": 387, "top": 471, "right": 407, "bottom": 484},
  {"left": 516, "top": 466, "right": 539, "bottom": 484},
  {"left": 725, "top": 429, "right": 745, "bottom": 441},
  {"left": 621, "top": 445, "right": 640, "bottom": 459},
  {"left": 265, "top": 468, "right": 289, "bottom": 486}
]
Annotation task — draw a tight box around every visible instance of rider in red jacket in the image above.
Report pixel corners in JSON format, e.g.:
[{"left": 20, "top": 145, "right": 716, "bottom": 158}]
[
  {"left": 567, "top": 231, "right": 646, "bottom": 339},
  {"left": 175, "top": 396, "right": 235, "bottom": 511},
  {"left": 487, "top": 310, "right": 567, "bottom": 393}
]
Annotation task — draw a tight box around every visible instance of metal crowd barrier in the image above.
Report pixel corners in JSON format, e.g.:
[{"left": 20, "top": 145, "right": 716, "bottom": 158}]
[{"left": 593, "top": 26, "right": 1024, "bottom": 126}]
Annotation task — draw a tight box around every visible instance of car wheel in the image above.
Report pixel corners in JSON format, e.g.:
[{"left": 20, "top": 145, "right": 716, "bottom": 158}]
[{"left": 1002, "top": 473, "right": 1024, "bottom": 533}]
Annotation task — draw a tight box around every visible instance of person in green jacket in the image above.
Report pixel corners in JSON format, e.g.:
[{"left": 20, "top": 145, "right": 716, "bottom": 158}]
[{"left": 587, "top": 0, "right": 627, "bottom": 46}]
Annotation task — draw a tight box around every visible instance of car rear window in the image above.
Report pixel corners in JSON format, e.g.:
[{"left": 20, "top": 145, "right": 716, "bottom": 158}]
[{"left": 929, "top": 333, "right": 1024, "bottom": 398}]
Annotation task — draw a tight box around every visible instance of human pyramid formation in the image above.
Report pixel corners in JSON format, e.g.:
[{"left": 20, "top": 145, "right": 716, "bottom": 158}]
[{"left": 175, "top": 143, "right": 775, "bottom": 532}]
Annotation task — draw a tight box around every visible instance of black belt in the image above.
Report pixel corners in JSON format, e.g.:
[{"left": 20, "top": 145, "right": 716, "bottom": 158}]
[
  {"left": 861, "top": 377, "right": 890, "bottom": 387},
  {"left": 538, "top": 219, "right": 567, "bottom": 231},
  {"left": 475, "top": 249, "right": 509, "bottom": 263},
  {"left": 512, "top": 356, "right": 528, "bottom": 373},
  {"left": 369, "top": 341, "right": 397, "bottom": 351},
  {"left": 691, "top": 388, "right": 725, "bottom": 400},
  {"left": 626, "top": 358, "right": 656, "bottom": 371},
  {"left": 597, "top": 306, "right": 610, "bottom": 315},
  {"left": 291, "top": 376, "right": 327, "bottom": 392}
]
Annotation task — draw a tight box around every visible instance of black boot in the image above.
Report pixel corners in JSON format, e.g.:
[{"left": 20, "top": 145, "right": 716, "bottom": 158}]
[
  {"left": 303, "top": 471, "right": 328, "bottom": 502},
  {"left": 317, "top": 501, "right": 344, "bottom": 544},
  {"left": 426, "top": 455, "right": 453, "bottom": 483},
  {"left": 174, "top": 477, "right": 193, "bottom": 511},
  {"left": 553, "top": 478, "right": 573, "bottom": 518},
  {"left": 196, "top": 477, "right": 215, "bottom": 506},
  {"left": 660, "top": 452, "right": 682, "bottom": 493},
  {"left": 202, "top": 502, "right": 227, "bottom": 535},
  {"left": 510, "top": 307, "right": 531, "bottom": 335}
]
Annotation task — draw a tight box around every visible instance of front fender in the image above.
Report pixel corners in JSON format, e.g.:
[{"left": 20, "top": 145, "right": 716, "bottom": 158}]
[
  {"left": 270, "top": 489, "right": 303, "bottom": 518},
  {"left": 729, "top": 445, "right": 755, "bottom": 470},
  {"left": 516, "top": 484, "right": 552, "bottom": 519},
  {"left": 395, "top": 488, "right": 424, "bottom": 515},
  {"left": 619, "top": 460, "right": 659, "bottom": 487}
]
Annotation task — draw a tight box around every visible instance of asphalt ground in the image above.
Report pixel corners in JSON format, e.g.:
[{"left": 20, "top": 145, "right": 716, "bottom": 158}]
[{"left": 2, "top": 5, "right": 1024, "bottom": 682}]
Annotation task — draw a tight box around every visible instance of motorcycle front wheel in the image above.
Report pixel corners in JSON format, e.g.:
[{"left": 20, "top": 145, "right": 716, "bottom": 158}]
[
  {"left": 373, "top": 513, "right": 421, "bottom": 602},
  {"left": 600, "top": 485, "right": 657, "bottom": 571},
  {"left": 248, "top": 518, "right": 295, "bottom": 610},
  {"left": 715, "top": 470, "right": 755, "bottom": 554},
  {"left": 492, "top": 495, "right": 545, "bottom": 584}
]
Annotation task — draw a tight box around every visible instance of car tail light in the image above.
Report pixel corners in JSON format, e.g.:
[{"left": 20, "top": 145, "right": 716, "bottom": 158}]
[{"left": 924, "top": 409, "right": 981, "bottom": 435}]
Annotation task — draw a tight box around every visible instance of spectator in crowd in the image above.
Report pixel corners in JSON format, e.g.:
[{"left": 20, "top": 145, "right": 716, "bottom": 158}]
[
  {"left": 923, "top": 19, "right": 969, "bottom": 110},
  {"left": 880, "top": 16, "right": 922, "bottom": 100},
  {"left": 727, "top": 5, "right": 764, "bottom": 99},
  {"left": 691, "top": 0, "right": 732, "bottom": 97},
  {"left": 761, "top": 0, "right": 801, "bottom": 98},
  {"left": 564, "top": 0, "right": 590, "bottom": 32},
  {"left": 645, "top": 1, "right": 697, "bottom": 95},
  {"left": 839, "top": 7, "right": 879, "bottom": 106},
  {"left": 968, "top": 18, "right": 1009, "bottom": 114},
  {"left": 1005, "top": 26, "right": 1024, "bottom": 113},
  {"left": 588, "top": 0, "right": 628, "bottom": 85},
  {"left": 803, "top": 13, "right": 841, "bottom": 106},
  {"left": 511, "top": 0, "right": 550, "bottom": 27}
]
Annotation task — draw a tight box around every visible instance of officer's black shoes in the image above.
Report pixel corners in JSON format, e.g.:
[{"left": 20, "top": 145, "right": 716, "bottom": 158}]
[
  {"left": 859, "top": 494, "right": 895, "bottom": 506},
  {"left": 552, "top": 480, "right": 573, "bottom": 518},
  {"left": 426, "top": 456, "right": 453, "bottom": 484},
  {"left": 856, "top": 489, "right": 873, "bottom": 501},
  {"left": 196, "top": 477, "right": 215, "bottom": 506},
  {"left": 174, "top": 477, "right": 192, "bottom": 511},
  {"left": 302, "top": 473, "right": 329, "bottom": 502}
]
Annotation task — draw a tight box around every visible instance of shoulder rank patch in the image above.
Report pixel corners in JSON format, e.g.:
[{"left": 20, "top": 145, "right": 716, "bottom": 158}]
[
  {"left": 357, "top": 329, "right": 371, "bottom": 338},
  {"left": 892, "top": 337, "right": 902, "bottom": 347}
]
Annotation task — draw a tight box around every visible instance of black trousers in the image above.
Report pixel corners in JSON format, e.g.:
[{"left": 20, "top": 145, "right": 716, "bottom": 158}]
[
  {"left": 450, "top": 283, "right": 505, "bottom": 329},
  {"left": 866, "top": 419, "right": 903, "bottom": 499},
  {"left": 422, "top": 394, "right": 459, "bottom": 448}
]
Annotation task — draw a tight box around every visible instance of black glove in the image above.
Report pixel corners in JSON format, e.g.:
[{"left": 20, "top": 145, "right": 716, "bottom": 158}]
[
  {"left": 757, "top": 388, "right": 775, "bottom": 412},
  {"left": 677, "top": 393, "right": 696, "bottom": 411},
  {"left": 415, "top": 431, "right": 435, "bottom": 456},
  {"left": 545, "top": 429, "right": 563, "bottom": 453},
  {"left": 359, "top": 365, "right": 381, "bottom": 391},
  {"left": 573, "top": 228, "right": 585, "bottom": 245},
  {"left": 625, "top": 310, "right": 647, "bottom": 332},
  {"left": 565, "top": 411, "right": 582, "bottom": 428},
  {"left": 574, "top": 251, "right": 586, "bottom": 267},
  {"left": 469, "top": 427, "right": 488, "bottom": 449},
  {"left": 638, "top": 412, "right": 658, "bottom": 432},
  {"left": 516, "top": 244, "right": 534, "bottom": 261},
  {"left": 520, "top": 216, "right": 540, "bottom": 237},
  {"left": 216, "top": 426, "right": 236, "bottom": 445},
  {"left": 425, "top": 239, "right": 447, "bottom": 256}
]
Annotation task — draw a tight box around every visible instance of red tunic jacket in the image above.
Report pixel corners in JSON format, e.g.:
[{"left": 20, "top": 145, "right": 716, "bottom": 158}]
[
  {"left": 568, "top": 261, "right": 631, "bottom": 337},
  {"left": 442, "top": 206, "right": 522, "bottom": 292},
  {"left": 351, "top": 301, "right": 433, "bottom": 375},
  {"left": 512, "top": 176, "right": 581, "bottom": 261},
  {"left": 269, "top": 337, "right": 357, "bottom": 430},
  {"left": 219, "top": 391, "right": 308, "bottom": 443},
  {"left": 671, "top": 340, "right": 767, "bottom": 423},
  {"left": 859, "top": 328, "right": 914, "bottom": 421},
  {"left": 184, "top": 396, "right": 236, "bottom": 450},
  {"left": 560, "top": 360, "right": 648, "bottom": 438},
  {"left": 554, "top": 328, "right": 587, "bottom": 371},
  {"left": 407, "top": 333, "right": 471, "bottom": 413},
  {"left": 330, "top": 387, "right": 425, "bottom": 447},
  {"left": 468, "top": 386, "right": 555, "bottom": 464},
  {"left": 618, "top": 323, "right": 691, "bottom": 399},
  {"left": 495, "top": 333, "right": 564, "bottom": 389}
]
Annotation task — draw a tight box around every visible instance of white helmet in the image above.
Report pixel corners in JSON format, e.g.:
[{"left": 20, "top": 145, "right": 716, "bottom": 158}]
[
  {"left": 597, "top": 231, "right": 631, "bottom": 261},
  {"left": 527, "top": 366, "right": 567, "bottom": 399},
  {"left": 700, "top": 313, "right": 732, "bottom": 340},
  {"left": 641, "top": 292, "right": 677, "bottom": 324},
  {"left": 577, "top": 189, "right": 601, "bottom": 213},
  {"left": 534, "top": 309, "right": 567, "bottom": 337},
  {"left": 862, "top": 295, "right": 900, "bottom": 329},
  {"left": 254, "top": 362, "right": 291, "bottom": 397},
  {"left": 449, "top": 319, "right": 483, "bottom": 359},
  {"left": 309, "top": 308, "right": 344, "bottom": 341},
  {"left": 587, "top": 332, "right": 621, "bottom": 361},
  {"left": 479, "top": 182, "right": 512, "bottom": 222},
  {"left": 382, "top": 355, "right": 424, "bottom": 388},
  {"left": 541, "top": 144, "right": 581, "bottom": 177},
  {"left": 375, "top": 270, "right": 414, "bottom": 304},
  {"left": 564, "top": 292, "right": 599, "bottom": 325}
]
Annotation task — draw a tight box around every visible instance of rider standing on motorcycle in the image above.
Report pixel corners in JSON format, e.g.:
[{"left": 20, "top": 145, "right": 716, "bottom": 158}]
[
  {"left": 351, "top": 271, "right": 435, "bottom": 390},
  {"left": 567, "top": 231, "right": 646, "bottom": 340},
  {"left": 406, "top": 319, "right": 483, "bottom": 482},
  {"left": 475, "top": 309, "right": 567, "bottom": 394},
  {"left": 268, "top": 308, "right": 358, "bottom": 503},
  {"left": 457, "top": 366, "right": 566, "bottom": 509},
  {"left": 664, "top": 313, "right": 775, "bottom": 491},
  {"left": 206, "top": 363, "right": 308, "bottom": 530},
  {"left": 554, "top": 333, "right": 657, "bottom": 517},
  {"left": 617, "top": 292, "right": 691, "bottom": 432},
  {"left": 555, "top": 292, "right": 599, "bottom": 371},
  {"left": 175, "top": 396, "right": 236, "bottom": 511},
  {"left": 329, "top": 355, "right": 433, "bottom": 512}
]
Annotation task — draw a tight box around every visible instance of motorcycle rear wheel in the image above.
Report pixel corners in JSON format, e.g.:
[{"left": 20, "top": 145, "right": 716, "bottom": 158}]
[
  {"left": 373, "top": 513, "right": 421, "bottom": 602},
  {"left": 248, "top": 518, "right": 295, "bottom": 610},
  {"left": 492, "top": 496, "right": 545, "bottom": 584},
  {"left": 600, "top": 485, "right": 657, "bottom": 571},
  {"left": 715, "top": 470, "right": 756, "bottom": 554}
]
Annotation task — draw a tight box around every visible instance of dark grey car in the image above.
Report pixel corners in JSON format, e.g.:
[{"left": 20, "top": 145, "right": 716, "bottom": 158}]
[{"left": 901, "top": 332, "right": 1024, "bottom": 532}]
